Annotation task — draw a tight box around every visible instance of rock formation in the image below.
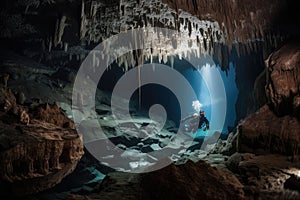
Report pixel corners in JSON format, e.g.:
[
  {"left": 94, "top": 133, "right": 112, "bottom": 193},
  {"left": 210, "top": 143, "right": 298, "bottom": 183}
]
[
  {"left": 0, "top": 84, "right": 84, "bottom": 197},
  {"left": 265, "top": 41, "right": 300, "bottom": 116},
  {"left": 238, "top": 105, "right": 300, "bottom": 158},
  {"left": 163, "top": 0, "right": 287, "bottom": 46},
  {"left": 226, "top": 153, "right": 300, "bottom": 199},
  {"left": 0, "top": 82, "right": 18, "bottom": 115},
  {"left": 238, "top": 41, "right": 300, "bottom": 158},
  {"left": 0, "top": 0, "right": 293, "bottom": 71},
  {"left": 31, "top": 102, "right": 75, "bottom": 129},
  {"left": 95, "top": 160, "right": 245, "bottom": 200}
]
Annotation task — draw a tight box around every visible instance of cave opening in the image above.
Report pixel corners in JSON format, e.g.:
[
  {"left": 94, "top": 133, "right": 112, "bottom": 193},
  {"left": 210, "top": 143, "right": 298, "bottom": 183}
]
[{"left": 98, "top": 54, "right": 239, "bottom": 137}]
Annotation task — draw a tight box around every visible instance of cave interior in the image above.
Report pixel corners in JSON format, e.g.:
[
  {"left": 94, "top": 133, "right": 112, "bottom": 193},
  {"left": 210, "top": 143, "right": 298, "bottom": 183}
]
[{"left": 0, "top": 0, "right": 300, "bottom": 199}]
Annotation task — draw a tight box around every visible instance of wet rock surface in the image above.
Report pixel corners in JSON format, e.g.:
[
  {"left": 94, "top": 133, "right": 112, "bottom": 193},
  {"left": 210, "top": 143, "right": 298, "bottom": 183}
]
[
  {"left": 238, "top": 105, "right": 300, "bottom": 157},
  {"left": 233, "top": 154, "right": 300, "bottom": 199},
  {"left": 265, "top": 40, "right": 300, "bottom": 116}
]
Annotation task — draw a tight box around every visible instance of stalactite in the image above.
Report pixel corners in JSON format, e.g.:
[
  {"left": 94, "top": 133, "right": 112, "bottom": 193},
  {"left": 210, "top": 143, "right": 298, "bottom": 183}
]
[
  {"left": 77, "top": 93, "right": 83, "bottom": 111},
  {"left": 217, "top": 44, "right": 223, "bottom": 68},
  {"left": 170, "top": 55, "right": 174, "bottom": 68},
  {"left": 235, "top": 43, "right": 240, "bottom": 57},
  {"left": 28, "top": 159, "right": 34, "bottom": 175},
  {"left": 64, "top": 42, "right": 68, "bottom": 52},
  {"left": 77, "top": 0, "right": 231, "bottom": 70},
  {"left": 203, "top": 37, "right": 207, "bottom": 51},
  {"left": 48, "top": 37, "right": 52, "bottom": 52},
  {"left": 125, "top": 58, "right": 129, "bottom": 71},
  {"left": 178, "top": 51, "right": 182, "bottom": 60},
  {"left": 163, "top": 52, "right": 168, "bottom": 64},
  {"left": 80, "top": 0, "right": 87, "bottom": 40},
  {"left": 138, "top": 66, "right": 141, "bottom": 110},
  {"left": 54, "top": 15, "right": 67, "bottom": 47},
  {"left": 150, "top": 54, "right": 153, "bottom": 63},
  {"left": 131, "top": 52, "right": 136, "bottom": 67},
  {"left": 158, "top": 52, "right": 162, "bottom": 63}
]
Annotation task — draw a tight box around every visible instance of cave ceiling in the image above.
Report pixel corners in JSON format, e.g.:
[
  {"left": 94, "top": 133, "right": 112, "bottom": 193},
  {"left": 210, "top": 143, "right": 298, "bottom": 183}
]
[{"left": 0, "top": 0, "right": 299, "bottom": 71}]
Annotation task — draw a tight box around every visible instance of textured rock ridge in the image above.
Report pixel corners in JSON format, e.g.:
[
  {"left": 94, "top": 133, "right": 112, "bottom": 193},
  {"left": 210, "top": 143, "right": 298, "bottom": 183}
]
[{"left": 0, "top": 84, "right": 84, "bottom": 197}]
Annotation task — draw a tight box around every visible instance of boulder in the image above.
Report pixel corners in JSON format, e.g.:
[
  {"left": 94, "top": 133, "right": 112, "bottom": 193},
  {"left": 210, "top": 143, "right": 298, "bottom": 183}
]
[
  {"left": 226, "top": 153, "right": 255, "bottom": 173},
  {"left": 210, "top": 132, "right": 238, "bottom": 156},
  {"left": 237, "top": 154, "right": 300, "bottom": 198},
  {"left": 237, "top": 105, "right": 300, "bottom": 157},
  {"left": 97, "top": 160, "right": 245, "bottom": 200}
]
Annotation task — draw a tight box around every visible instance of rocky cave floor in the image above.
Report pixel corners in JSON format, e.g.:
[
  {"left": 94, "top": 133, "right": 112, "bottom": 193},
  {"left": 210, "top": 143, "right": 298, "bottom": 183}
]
[{"left": 1, "top": 52, "right": 300, "bottom": 200}]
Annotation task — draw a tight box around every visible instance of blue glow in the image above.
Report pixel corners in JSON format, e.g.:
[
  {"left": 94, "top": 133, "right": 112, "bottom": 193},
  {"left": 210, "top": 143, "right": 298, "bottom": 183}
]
[
  {"left": 180, "top": 61, "right": 238, "bottom": 136},
  {"left": 218, "top": 62, "right": 239, "bottom": 133},
  {"left": 125, "top": 56, "right": 238, "bottom": 135}
]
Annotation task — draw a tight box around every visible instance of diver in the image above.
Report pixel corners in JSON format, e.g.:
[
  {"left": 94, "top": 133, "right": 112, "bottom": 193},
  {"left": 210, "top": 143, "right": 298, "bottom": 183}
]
[{"left": 181, "top": 110, "right": 210, "bottom": 133}]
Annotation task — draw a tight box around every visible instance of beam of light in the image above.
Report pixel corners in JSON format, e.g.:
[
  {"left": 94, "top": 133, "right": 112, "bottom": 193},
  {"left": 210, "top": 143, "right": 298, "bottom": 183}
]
[
  {"left": 196, "top": 63, "right": 227, "bottom": 137},
  {"left": 217, "top": 62, "right": 239, "bottom": 132}
]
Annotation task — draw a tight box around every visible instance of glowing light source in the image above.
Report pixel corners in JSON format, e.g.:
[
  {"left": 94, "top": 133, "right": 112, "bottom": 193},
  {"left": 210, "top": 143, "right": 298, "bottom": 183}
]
[
  {"left": 192, "top": 100, "right": 202, "bottom": 112},
  {"left": 198, "top": 63, "right": 227, "bottom": 135}
]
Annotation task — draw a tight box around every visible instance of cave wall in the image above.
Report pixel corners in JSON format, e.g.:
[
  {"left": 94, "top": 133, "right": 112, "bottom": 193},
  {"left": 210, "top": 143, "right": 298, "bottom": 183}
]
[{"left": 238, "top": 40, "right": 300, "bottom": 157}]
